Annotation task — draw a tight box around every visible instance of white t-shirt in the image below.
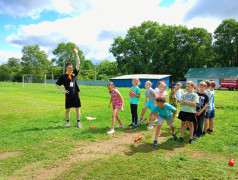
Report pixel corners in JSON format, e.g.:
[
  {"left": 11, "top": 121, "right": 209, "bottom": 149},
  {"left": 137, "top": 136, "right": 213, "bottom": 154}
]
[{"left": 176, "top": 89, "right": 184, "bottom": 101}]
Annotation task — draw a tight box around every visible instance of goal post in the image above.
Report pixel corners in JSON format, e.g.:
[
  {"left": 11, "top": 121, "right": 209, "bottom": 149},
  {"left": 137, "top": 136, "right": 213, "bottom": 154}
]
[{"left": 22, "top": 74, "right": 50, "bottom": 90}]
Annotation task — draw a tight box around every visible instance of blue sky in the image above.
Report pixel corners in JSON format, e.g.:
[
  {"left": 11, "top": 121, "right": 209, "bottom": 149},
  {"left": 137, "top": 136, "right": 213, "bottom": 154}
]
[{"left": 0, "top": 0, "right": 237, "bottom": 64}]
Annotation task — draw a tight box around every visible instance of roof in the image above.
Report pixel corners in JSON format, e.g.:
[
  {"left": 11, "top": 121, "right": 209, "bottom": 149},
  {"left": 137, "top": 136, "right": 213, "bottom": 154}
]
[
  {"left": 185, "top": 67, "right": 238, "bottom": 78},
  {"left": 109, "top": 74, "right": 171, "bottom": 80}
]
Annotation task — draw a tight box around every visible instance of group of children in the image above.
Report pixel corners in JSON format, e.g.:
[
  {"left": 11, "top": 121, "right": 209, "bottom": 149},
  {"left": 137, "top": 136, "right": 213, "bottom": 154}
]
[{"left": 107, "top": 79, "right": 216, "bottom": 147}]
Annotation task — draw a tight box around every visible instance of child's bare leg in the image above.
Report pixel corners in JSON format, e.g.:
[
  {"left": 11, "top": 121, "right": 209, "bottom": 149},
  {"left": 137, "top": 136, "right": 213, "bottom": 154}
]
[
  {"left": 150, "top": 113, "right": 155, "bottom": 125},
  {"left": 116, "top": 113, "right": 123, "bottom": 125},
  {"left": 111, "top": 109, "right": 118, "bottom": 129},
  {"left": 75, "top": 108, "right": 80, "bottom": 120},
  {"left": 66, "top": 108, "right": 70, "bottom": 120},
  {"left": 189, "top": 121, "right": 194, "bottom": 139},
  {"left": 171, "top": 126, "right": 175, "bottom": 134},
  {"left": 209, "top": 118, "right": 214, "bottom": 130},
  {"left": 181, "top": 121, "right": 186, "bottom": 138},
  {"left": 154, "top": 125, "right": 162, "bottom": 140},
  {"left": 204, "top": 119, "right": 208, "bottom": 132},
  {"left": 146, "top": 112, "right": 152, "bottom": 124},
  {"left": 140, "top": 106, "right": 148, "bottom": 118}
]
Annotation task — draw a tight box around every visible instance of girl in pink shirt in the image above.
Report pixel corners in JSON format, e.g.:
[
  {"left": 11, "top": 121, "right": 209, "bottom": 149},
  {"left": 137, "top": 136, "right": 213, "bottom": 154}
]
[{"left": 107, "top": 82, "right": 124, "bottom": 135}]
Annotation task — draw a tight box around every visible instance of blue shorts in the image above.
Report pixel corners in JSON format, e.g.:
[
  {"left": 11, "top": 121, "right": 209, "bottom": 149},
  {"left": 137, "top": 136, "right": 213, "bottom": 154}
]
[
  {"left": 205, "top": 109, "right": 215, "bottom": 119},
  {"left": 145, "top": 100, "right": 155, "bottom": 109}
]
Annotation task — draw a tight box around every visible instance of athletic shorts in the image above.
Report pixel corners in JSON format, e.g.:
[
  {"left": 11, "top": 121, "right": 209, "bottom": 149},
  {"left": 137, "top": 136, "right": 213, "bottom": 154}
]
[
  {"left": 65, "top": 93, "right": 81, "bottom": 109},
  {"left": 157, "top": 116, "right": 174, "bottom": 126},
  {"left": 145, "top": 100, "right": 155, "bottom": 109},
  {"left": 205, "top": 109, "right": 215, "bottom": 119},
  {"left": 178, "top": 111, "right": 196, "bottom": 122}
]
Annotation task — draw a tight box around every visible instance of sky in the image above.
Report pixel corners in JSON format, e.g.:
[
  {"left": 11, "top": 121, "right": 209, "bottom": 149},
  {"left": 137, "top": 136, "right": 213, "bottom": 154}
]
[{"left": 0, "top": 0, "right": 237, "bottom": 65}]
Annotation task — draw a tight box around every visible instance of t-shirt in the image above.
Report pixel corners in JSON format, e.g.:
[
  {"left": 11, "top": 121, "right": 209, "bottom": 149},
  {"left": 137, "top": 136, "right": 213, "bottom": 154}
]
[
  {"left": 196, "top": 92, "right": 209, "bottom": 116},
  {"left": 205, "top": 89, "right": 213, "bottom": 112},
  {"left": 169, "top": 91, "right": 177, "bottom": 107},
  {"left": 151, "top": 103, "right": 176, "bottom": 119},
  {"left": 176, "top": 89, "right": 184, "bottom": 101},
  {"left": 145, "top": 88, "right": 156, "bottom": 101},
  {"left": 210, "top": 90, "right": 215, "bottom": 110},
  {"left": 56, "top": 68, "right": 80, "bottom": 94},
  {"left": 129, "top": 86, "right": 140, "bottom": 104},
  {"left": 180, "top": 91, "right": 199, "bottom": 113},
  {"left": 155, "top": 89, "right": 168, "bottom": 99}
]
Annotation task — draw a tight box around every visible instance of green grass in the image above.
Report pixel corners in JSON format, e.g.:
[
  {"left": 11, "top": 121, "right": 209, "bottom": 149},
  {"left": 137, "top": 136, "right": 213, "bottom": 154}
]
[{"left": 0, "top": 82, "right": 238, "bottom": 179}]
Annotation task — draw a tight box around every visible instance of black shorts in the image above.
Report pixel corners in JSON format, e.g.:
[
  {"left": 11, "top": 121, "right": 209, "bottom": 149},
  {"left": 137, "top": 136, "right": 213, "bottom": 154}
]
[
  {"left": 178, "top": 111, "right": 197, "bottom": 122},
  {"left": 65, "top": 93, "right": 81, "bottom": 109}
]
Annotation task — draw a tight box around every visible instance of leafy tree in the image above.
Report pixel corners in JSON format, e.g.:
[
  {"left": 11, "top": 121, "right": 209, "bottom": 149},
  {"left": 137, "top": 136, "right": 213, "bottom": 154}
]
[
  {"left": 21, "top": 45, "right": 50, "bottom": 78},
  {"left": 6, "top": 57, "right": 22, "bottom": 81},
  {"left": 213, "top": 19, "right": 238, "bottom": 67},
  {"left": 0, "top": 64, "right": 10, "bottom": 81}
]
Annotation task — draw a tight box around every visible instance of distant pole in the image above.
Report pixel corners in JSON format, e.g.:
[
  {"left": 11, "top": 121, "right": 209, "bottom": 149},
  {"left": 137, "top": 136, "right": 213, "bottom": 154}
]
[
  {"left": 52, "top": 67, "right": 54, "bottom": 84},
  {"left": 22, "top": 75, "right": 24, "bottom": 88},
  {"left": 95, "top": 64, "right": 97, "bottom": 81},
  {"left": 44, "top": 75, "right": 46, "bottom": 90}
]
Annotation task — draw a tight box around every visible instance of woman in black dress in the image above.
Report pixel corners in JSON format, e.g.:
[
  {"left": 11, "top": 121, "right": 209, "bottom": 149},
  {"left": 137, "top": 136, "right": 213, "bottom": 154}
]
[{"left": 56, "top": 47, "right": 82, "bottom": 128}]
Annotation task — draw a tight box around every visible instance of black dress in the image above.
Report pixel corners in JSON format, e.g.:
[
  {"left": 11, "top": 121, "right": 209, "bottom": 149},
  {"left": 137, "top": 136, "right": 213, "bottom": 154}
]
[{"left": 56, "top": 68, "right": 81, "bottom": 109}]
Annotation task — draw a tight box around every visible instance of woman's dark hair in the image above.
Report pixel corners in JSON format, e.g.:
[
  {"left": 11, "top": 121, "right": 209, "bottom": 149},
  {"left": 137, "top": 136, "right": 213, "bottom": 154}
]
[{"left": 66, "top": 62, "right": 73, "bottom": 68}]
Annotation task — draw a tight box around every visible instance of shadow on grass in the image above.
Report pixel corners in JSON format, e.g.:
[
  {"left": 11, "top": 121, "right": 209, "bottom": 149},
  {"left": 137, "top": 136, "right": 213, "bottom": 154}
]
[{"left": 124, "top": 137, "right": 187, "bottom": 156}]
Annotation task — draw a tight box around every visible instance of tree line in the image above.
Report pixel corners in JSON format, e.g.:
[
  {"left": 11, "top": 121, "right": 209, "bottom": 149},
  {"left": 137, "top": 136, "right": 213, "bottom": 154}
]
[{"left": 0, "top": 19, "right": 237, "bottom": 82}]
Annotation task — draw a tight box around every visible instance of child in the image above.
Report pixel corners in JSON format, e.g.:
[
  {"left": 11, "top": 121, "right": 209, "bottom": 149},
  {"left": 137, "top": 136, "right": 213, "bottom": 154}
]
[
  {"left": 194, "top": 81, "right": 209, "bottom": 139},
  {"left": 203, "top": 80, "right": 212, "bottom": 134},
  {"left": 169, "top": 85, "right": 177, "bottom": 109},
  {"left": 107, "top": 82, "right": 124, "bottom": 135},
  {"left": 151, "top": 97, "right": 178, "bottom": 148},
  {"left": 138, "top": 81, "right": 156, "bottom": 128},
  {"left": 205, "top": 81, "right": 216, "bottom": 134},
  {"left": 176, "top": 83, "right": 189, "bottom": 130},
  {"left": 129, "top": 78, "right": 141, "bottom": 129},
  {"left": 154, "top": 82, "right": 168, "bottom": 123},
  {"left": 178, "top": 81, "right": 199, "bottom": 144}
]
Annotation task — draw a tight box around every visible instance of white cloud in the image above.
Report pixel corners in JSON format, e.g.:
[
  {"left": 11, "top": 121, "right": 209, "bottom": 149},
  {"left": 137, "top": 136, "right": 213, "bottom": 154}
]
[
  {"left": 3, "top": 0, "right": 237, "bottom": 63},
  {"left": 0, "top": 50, "right": 22, "bottom": 64}
]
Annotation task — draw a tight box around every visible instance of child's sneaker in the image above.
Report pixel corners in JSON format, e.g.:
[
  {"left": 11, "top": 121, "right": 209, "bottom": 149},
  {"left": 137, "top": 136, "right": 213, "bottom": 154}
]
[
  {"left": 107, "top": 129, "right": 115, "bottom": 135},
  {"left": 178, "top": 137, "right": 184, "bottom": 143},
  {"left": 133, "top": 125, "right": 138, "bottom": 130},
  {"left": 189, "top": 139, "right": 194, "bottom": 144},
  {"left": 77, "top": 122, "right": 82, "bottom": 128},
  {"left": 147, "top": 124, "right": 154, "bottom": 129},
  {"left": 193, "top": 135, "right": 200, "bottom": 140},
  {"left": 152, "top": 140, "right": 158, "bottom": 148},
  {"left": 138, "top": 117, "right": 144, "bottom": 123},
  {"left": 65, "top": 121, "right": 70, "bottom": 127},
  {"left": 154, "top": 118, "right": 158, "bottom": 123},
  {"left": 172, "top": 133, "right": 178, "bottom": 140},
  {"left": 116, "top": 124, "right": 124, "bottom": 128},
  {"left": 128, "top": 123, "right": 134, "bottom": 127},
  {"left": 207, "top": 129, "right": 212, "bottom": 134}
]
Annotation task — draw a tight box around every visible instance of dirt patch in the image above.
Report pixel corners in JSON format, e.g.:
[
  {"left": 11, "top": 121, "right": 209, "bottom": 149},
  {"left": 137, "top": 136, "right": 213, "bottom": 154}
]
[
  {"left": 165, "top": 146, "right": 188, "bottom": 158},
  {"left": 9, "top": 129, "right": 158, "bottom": 180},
  {"left": 0, "top": 152, "right": 21, "bottom": 160},
  {"left": 189, "top": 150, "right": 228, "bottom": 161}
]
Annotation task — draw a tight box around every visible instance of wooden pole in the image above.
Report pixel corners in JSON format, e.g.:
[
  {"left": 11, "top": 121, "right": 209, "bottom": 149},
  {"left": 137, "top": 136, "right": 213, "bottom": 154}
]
[{"left": 22, "top": 75, "right": 24, "bottom": 88}]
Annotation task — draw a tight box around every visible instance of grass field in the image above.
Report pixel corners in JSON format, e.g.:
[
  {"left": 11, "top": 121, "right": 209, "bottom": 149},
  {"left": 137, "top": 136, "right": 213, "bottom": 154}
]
[{"left": 0, "top": 82, "right": 238, "bottom": 180}]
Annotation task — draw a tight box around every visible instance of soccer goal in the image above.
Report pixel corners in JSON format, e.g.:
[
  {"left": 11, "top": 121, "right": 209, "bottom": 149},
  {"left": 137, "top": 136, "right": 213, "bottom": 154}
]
[{"left": 22, "top": 74, "right": 48, "bottom": 89}]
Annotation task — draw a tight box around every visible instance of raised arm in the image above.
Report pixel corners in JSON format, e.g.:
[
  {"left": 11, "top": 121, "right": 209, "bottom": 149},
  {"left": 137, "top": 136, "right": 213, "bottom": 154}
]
[{"left": 74, "top": 46, "right": 80, "bottom": 71}]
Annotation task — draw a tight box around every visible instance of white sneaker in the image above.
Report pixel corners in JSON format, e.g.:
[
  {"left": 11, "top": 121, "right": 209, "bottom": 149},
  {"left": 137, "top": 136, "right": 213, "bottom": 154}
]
[
  {"left": 138, "top": 117, "right": 144, "bottom": 123},
  {"left": 77, "top": 122, "right": 82, "bottom": 128},
  {"left": 154, "top": 119, "right": 158, "bottom": 123},
  {"left": 176, "top": 114, "right": 179, "bottom": 117},
  {"left": 147, "top": 124, "right": 154, "bottom": 129},
  {"left": 116, "top": 125, "right": 124, "bottom": 128},
  {"left": 107, "top": 129, "right": 115, "bottom": 135},
  {"left": 65, "top": 121, "right": 70, "bottom": 127}
]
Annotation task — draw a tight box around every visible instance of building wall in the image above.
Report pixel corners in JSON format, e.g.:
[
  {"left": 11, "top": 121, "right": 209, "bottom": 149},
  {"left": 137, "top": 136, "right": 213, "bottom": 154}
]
[
  {"left": 186, "top": 78, "right": 220, "bottom": 89},
  {"left": 110, "top": 77, "right": 170, "bottom": 89}
]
